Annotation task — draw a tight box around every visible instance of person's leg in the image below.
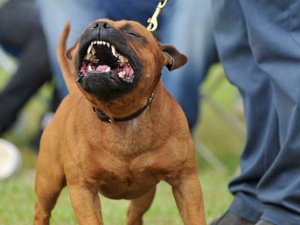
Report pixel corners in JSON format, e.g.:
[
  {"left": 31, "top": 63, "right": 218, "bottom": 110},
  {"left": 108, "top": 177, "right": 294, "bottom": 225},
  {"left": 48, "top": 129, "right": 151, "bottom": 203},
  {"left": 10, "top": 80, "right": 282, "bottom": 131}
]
[
  {"left": 0, "top": 0, "right": 52, "bottom": 134},
  {"left": 237, "top": 1, "right": 300, "bottom": 224},
  {"left": 0, "top": 35, "right": 52, "bottom": 134},
  {"left": 161, "top": 0, "right": 218, "bottom": 130},
  {"left": 211, "top": 0, "right": 280, "bottom": 222},
  {"left": 0, "top": 0, "right": 41, "bottom": 53}
]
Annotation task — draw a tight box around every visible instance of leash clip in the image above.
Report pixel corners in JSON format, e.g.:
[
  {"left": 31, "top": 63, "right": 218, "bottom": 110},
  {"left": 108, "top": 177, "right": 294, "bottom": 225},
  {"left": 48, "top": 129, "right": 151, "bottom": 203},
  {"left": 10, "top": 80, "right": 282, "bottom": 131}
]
[{"left": 147, "top": 0, "right": 169, "bottom": 32}]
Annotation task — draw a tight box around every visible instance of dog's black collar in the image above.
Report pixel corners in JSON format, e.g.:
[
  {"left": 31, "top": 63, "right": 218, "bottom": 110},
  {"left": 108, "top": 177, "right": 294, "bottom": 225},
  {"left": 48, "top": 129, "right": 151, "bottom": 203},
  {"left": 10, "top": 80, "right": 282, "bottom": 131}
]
[{"left": 93, "top": 93, "right": 155, "bottom": 123}]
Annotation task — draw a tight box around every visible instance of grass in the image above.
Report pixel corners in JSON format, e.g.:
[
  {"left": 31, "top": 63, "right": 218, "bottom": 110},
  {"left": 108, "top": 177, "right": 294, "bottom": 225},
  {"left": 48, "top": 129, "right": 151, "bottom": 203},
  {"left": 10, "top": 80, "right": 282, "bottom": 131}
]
[
  {"left": 0, "top": 63, "right": 245, "bottom": 224},
  {"left": 0, "top": 168, "right": 233, "bottom": 225}
]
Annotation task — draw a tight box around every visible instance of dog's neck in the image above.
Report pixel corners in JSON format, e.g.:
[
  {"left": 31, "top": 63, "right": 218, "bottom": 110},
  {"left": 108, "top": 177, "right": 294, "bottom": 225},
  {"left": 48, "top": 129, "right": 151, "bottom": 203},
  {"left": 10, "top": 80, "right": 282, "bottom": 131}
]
[
  {"left": 93, "top": 92, "right": 155, "bottom": 123},
  {"left": 91, "top": 74, "right": 163, "bottom": 123},
  {"left": 93, "top": 83, "right": 162, "bottom": 124}
]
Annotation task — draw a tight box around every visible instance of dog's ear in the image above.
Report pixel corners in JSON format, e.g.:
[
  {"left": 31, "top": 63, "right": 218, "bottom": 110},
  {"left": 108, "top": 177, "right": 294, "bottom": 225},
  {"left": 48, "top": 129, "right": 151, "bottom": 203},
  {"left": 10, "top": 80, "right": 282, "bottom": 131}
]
[
  {"left": 66, "top": 41, "right": 78, "bottom": 60},
  {"left": 159, "top": 43, "right": 188, "bottom": 71}
]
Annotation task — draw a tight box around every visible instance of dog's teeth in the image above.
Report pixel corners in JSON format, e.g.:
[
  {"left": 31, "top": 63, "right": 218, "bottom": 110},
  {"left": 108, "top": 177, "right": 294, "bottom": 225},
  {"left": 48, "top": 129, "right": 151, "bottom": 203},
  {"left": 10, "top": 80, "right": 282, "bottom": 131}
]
[
  {"left": 119, "top": 55, "right": 127, "bottom": 63},
  {"left": 107, "top": 42, "right": 110, "bottom": 47},
  {"left": 91, "top": 58, "right": 99, "bottom": 63},
  {"left": 115, "top": 51, "right": 120, "bottom": 57},
  {"left": 87, "top": 45, "right": 93, "bottom": 54},
  {"left": 105, "top": 67, "right": 111, "bottom": 72},
  {"left": 118, "top": 55, "right": 124, "bottom": 62},
  {"left": 84, "top": 53, "right": 92, "bottom": 60},
  {"left": 111, "top": 45, "right": 116, "bottom": 56},
  {"left": 92, "top": 47, "right": 96, "bottom": 55},
  {"left": 118, "top": 71, "right": 126, "bottom": 78},
  {"left": 99, "top": 41, "right": 102, "bottom": 45},
  {"left": 88, "top": 65, "right": 93, "bottom": 71}
]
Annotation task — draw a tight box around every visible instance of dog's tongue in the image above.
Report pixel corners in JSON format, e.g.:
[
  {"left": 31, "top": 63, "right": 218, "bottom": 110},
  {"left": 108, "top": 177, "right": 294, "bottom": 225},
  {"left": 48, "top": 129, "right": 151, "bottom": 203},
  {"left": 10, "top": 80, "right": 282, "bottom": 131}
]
[
  {"left": 96, "top": 65, "right": 110, "bottom": 72},
  {"left": 81, "top": 62, "right": 134, "bottom": 81}
]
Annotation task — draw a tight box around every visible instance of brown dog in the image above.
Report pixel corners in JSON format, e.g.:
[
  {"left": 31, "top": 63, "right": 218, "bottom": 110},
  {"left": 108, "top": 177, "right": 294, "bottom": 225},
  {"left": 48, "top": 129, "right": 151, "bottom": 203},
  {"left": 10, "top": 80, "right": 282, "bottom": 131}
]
[{"left": 34, "top": 19, "right": 206, "bottom": 225}]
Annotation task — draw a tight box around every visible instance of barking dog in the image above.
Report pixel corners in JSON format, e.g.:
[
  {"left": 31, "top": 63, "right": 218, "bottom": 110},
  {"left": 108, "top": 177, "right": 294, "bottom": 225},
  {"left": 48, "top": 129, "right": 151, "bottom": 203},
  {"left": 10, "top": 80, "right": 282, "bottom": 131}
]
[{"left": 34, "top": 19, "right": 206, "bottom": 225}]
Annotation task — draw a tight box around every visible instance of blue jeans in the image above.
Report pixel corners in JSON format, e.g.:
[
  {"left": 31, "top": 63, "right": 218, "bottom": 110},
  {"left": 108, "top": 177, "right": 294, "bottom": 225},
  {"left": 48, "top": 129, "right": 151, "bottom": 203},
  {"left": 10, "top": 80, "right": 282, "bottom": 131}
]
[
  {"left": 161, "top": 0, "right": 218, "bottom": 130},
  {"left": 37, "top": 0, "right": 159, "bottom": 98},
  {"left": 212, "top": 0, "right": 300, "bottom": 224}
]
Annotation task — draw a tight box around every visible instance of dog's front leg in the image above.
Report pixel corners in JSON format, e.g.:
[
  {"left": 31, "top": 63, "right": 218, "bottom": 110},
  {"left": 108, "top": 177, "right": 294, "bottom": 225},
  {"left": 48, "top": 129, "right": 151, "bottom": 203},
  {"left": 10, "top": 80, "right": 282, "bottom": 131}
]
[
  {"left": 68, "top": 184, "right": 103, "bottom": 225},
  {"left": 169, "top": 169, "right": 206, "bottom": 225}
]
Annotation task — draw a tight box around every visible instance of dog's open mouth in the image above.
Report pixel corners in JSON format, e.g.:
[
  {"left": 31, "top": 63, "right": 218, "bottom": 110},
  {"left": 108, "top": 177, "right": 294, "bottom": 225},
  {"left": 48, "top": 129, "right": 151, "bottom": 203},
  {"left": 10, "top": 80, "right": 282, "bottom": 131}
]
[{"left": 79, "top": 40, "right": 135, "bottom": 83}]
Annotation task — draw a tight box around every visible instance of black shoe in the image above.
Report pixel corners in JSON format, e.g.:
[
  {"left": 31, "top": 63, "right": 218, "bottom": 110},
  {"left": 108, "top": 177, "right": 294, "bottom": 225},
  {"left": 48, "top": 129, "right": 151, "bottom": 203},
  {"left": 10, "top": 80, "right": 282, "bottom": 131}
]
[
  {"left": 255, "top": 220, "right": 274, "bottom": 225},
  {"left": 210, "top": 211, "right": 256, "bottom": 225}
]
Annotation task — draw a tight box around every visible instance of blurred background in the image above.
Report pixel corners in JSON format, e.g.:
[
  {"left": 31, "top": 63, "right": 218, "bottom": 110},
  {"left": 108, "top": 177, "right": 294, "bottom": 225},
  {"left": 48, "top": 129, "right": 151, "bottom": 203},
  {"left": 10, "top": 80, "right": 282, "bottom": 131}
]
[{"left": 0, "top": 0, "right": 246, "bottom": 224}]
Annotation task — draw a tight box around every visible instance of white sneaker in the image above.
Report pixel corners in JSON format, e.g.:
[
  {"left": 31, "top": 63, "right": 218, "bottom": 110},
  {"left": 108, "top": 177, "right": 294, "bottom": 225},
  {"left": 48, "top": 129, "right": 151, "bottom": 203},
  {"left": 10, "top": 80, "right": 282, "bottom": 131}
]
[{"left": 0, "top": 139, "right": 22, "bottom": 180}]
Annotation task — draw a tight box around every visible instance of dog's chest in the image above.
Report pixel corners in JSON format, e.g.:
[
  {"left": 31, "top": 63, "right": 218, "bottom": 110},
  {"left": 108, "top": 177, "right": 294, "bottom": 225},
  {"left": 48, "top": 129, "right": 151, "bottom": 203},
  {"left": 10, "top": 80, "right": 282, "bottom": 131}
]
[
  {"left": 98, "top": 165, "right": 157, "bottom": 199},
  {"left": 101, "top": 121, "right": 156, "bottom": 154},
  {"left": 75, "top": 121, "right": 184, "bottom": 199},
  {"left": 81, "top": 145, "right": 179, "bottom": 200},
  {"left": 83, "top": 153, "right": 159, "bottom": 199}
]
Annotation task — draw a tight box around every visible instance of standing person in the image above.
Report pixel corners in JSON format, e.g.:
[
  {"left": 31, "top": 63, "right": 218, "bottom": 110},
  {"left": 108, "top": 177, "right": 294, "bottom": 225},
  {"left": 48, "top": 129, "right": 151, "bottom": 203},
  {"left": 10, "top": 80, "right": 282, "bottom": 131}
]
[
  {"left": 0, "top": 0, "right": 54, "bottom": 180},
  {"left": 162, "top": 0, "right": 218, "bottom": 130},
  {"left": 211, "top": 1, "right": 300, "bottom": 225}
]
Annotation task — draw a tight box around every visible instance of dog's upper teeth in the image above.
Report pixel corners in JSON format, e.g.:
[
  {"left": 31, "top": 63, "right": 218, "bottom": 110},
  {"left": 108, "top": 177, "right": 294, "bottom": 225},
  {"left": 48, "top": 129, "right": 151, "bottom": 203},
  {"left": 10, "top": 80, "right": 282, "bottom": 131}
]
[
  {"left": 84, "top": 54, "right": 90, "bottom": 60},
  {"left": 111, "top": 45, "right": 116, "bottom": 56},
  {"left": 91, "top": 47, "right": 96, "bottom": 55},
  {"left": 118, "top": 55, "right": 128, "bottom": 63},
  {"left": 119, "top": 55, "right": 124, "bottom": 62},
  {"left": 88, "top": 64, "right": 93, "bottom": 71},
  {"left": 87, "top": 45, "right": 93, "bottom": 55},
  {"left": 85, "top": 40, "right": 128, "bottom": 63}
]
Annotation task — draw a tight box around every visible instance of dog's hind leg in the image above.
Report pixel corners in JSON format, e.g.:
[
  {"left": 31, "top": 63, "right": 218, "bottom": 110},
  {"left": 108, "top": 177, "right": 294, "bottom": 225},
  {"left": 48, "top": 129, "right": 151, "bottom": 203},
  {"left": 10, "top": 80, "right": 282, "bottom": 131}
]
[
  {"left": 127, "top": 186, "right": 156, "bottom": 225},
  {"left": 34, "top": 140, "right": 66, "bottom": 225}
]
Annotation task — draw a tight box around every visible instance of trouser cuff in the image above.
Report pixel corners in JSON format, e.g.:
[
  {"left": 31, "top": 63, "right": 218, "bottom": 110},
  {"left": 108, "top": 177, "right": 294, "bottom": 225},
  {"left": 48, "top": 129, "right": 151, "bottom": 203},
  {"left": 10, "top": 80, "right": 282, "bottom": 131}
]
[{"left": 229, "top": 193, "right": 263, "bottom": 222}]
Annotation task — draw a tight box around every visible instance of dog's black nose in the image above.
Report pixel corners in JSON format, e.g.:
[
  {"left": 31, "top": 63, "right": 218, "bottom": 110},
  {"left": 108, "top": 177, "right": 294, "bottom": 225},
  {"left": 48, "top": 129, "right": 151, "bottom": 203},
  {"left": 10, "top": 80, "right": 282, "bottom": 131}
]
[{"left": 92, "top": 21, "right": 111, "bottom": 30}]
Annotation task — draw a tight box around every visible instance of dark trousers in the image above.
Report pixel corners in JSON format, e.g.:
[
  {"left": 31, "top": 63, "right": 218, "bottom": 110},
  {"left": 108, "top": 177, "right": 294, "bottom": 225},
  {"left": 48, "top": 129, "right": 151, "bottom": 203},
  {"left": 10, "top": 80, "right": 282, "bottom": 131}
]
[
  {"left": 0, "top": 0, "right": 53, "bottom": 134},
  {"left": 212, "top": 0, "right": 300, "bottom": 224}
]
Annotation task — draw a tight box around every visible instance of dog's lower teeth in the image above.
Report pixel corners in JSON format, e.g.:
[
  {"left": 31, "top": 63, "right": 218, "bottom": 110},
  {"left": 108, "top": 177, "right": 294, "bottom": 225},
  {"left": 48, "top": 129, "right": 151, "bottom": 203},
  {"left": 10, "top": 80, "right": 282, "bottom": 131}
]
[
  {"left": 91, "top": 58, "right": 99, "bottom": 63},
  {"left": 118, "top": 71, "right": 126, "bottom": 78}
]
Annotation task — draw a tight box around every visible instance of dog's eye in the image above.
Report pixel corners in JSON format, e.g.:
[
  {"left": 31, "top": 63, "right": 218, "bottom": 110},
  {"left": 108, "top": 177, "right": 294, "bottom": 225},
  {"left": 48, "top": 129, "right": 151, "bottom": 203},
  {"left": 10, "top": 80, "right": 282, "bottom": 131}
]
[{"left": 124, "top": 30, "right": 140, "bottom": 38}]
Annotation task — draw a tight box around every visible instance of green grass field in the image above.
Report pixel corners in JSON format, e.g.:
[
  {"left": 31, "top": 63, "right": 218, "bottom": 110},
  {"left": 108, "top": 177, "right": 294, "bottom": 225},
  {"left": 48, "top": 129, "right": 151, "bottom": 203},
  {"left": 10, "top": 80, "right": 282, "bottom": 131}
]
[{"left": 0, "top": 64, "right": 245, "bottom": 224}]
